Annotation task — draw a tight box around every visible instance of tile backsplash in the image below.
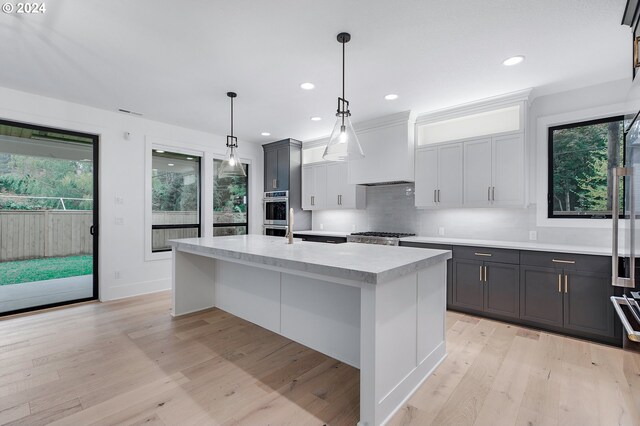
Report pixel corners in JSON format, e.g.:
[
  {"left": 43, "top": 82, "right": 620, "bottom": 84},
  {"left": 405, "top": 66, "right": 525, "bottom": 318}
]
[{"left": 312, "top": 183, "right": 611, "bottom": 247}]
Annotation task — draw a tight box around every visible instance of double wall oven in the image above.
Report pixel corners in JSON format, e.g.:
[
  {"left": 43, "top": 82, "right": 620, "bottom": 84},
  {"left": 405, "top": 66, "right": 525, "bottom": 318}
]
[{"left": 263, "top": 191, "right": 288, "bottom": 236}]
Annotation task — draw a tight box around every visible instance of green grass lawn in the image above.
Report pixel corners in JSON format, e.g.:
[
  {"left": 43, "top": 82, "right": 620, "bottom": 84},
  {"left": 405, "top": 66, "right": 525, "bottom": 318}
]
[{"left": 0, "top": 255, "right": 93, "bottom": 285}]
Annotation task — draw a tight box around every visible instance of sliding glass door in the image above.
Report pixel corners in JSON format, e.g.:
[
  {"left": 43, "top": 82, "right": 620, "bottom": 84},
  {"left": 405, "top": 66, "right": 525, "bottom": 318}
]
[
  {"left": 0, "top": 119, "right": 98, "bottom": 315},
  {"left": 213, "top": 159, "right": 248, "bottom": 236}
]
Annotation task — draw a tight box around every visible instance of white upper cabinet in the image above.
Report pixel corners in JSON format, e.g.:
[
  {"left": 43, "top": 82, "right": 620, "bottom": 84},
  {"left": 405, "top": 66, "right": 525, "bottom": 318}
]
[
  {"left": 463, "top": 135, "right": 524, "bottom": 207},
  {"left": 463, "top": 138, "right": 493, "bottom": 206},
  {"left": 302, "top": 162, "right": 365, "bottom": 211},
  {"left": 415, "top": 143, "right": 463, "bottom": 208},
  {"left": 347, "top": 111, "right": 416, "bottom": 185}
]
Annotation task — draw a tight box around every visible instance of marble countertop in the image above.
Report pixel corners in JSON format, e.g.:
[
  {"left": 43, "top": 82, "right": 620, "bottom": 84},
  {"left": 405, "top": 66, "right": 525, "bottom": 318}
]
[
  {"left": 169, "top": 235, "right": 451, "bottom": 285},
  {"left": 293, "top": 230, "right": 350, "bottom": 238},
  {"left": 400, "top": 236, "right": 613, "bottom": 256}
]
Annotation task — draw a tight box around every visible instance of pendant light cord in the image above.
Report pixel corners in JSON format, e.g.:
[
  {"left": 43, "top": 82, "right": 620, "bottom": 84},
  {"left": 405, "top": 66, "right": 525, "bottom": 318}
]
[
  {"left": 230, "top": 96, "right": 234, "bottom": 139},
  {"left": 342, "top": 40, "right": 345, "bottom": 101}
]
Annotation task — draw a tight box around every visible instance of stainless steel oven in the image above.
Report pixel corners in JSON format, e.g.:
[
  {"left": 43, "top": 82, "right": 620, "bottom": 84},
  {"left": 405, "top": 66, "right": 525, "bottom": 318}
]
[
  {"left": 263, "top": 225, "right": 287, "bottom": 237},
  {"left": 263, "top": 191, "right": 289, "bottom": 226}
]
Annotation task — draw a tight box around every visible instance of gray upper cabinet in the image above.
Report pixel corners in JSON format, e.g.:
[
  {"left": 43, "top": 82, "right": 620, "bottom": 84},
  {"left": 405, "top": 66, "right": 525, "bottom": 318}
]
[{"left": 264, "top": 141, "right": 291, "bottom": 191}]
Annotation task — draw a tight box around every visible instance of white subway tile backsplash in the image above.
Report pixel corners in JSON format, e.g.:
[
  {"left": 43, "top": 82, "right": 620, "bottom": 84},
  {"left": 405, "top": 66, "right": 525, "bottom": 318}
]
[{"left": 312, "top": 183, "right": 610, "bottom": 247}]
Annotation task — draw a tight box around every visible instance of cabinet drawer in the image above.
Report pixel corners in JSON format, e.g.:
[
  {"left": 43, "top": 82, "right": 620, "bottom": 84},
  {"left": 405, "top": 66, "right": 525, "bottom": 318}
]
[
  {"left": 400, "top": 242, "right": 452, "bottom": 251},
  {"left": 520, "top": 250, "right": 610, "bottom": 273},
  {"left": 453, "top": 246, "right": 519, "bottom": 264}
]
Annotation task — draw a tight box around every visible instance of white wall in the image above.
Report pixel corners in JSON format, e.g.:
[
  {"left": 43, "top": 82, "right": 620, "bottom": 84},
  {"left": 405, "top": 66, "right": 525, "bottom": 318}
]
[
  {"left": 313, "top": 79, "right": 638, "bottom": 248},
  {"left": 0, "top": 86, "right": 263, "bottom": 301}
]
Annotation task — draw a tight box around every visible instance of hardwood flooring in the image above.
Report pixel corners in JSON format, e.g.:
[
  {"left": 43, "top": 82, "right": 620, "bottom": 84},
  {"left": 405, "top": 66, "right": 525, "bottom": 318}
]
[{"left": 0, "top": 291, "right": 638, "bottom": 425}]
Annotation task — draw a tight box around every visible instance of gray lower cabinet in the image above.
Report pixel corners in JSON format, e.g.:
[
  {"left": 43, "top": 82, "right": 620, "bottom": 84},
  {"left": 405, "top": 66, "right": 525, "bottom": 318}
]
[
  {"left": 563, "top": 270, "right": 614, "bottom": 338},
  {"left": 519, "top": 265, "right": 564, "bottom": 327},
  {"left": 453, "top": 258, "right": 519, "bottom": 318}
]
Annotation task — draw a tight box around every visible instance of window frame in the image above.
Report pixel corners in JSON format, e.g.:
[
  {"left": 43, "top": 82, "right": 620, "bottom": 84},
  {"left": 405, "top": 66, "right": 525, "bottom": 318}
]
[
  {"left": 212, "top": 159, "right": 249, "bottom": 236},
  {"left": 547, "top": 115, "right": 625, "bottom": 219}
]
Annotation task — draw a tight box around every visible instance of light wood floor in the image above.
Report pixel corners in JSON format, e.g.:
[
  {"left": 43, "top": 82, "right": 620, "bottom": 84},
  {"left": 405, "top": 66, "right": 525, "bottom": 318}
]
[{"left": 0, "top": 292, "right": 638, "bottom": 426}]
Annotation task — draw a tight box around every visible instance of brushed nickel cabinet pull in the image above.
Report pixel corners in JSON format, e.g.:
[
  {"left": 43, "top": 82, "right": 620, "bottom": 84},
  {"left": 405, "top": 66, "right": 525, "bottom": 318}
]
[
  {"left": 552, "top": 259, "right": 576, "bottom": 264},
  {"left": 558, "top": 274, "right": 562, "bottom": 292},
  {"left": 492, "top": 186, "right": 495, "bottom": 201},
  {"left": 480, "top": 265, "right": 483, "bottom": 281},
  {"left": 311, "top": 196, "right": 315, "bottom": 206},
  {"left": 326, "top": 240, "right": 336, "bottom": 243},
  {"left": 474, "top": 252, "right": 493, "bottom": 257},
  {"left": 564, "top": 274, "right": 568, "bottom": 293},
  {"left": 434, "top": 189, "right": 437, "bottom": 203},
  {"left": 484, "top": 266, "right": 487, "bottom": 283},
  {"left": 272, "top": 178, "right": 277, "bottom": 189},
  {"left": 438, "top": 189, "right": 441, "bottom": 203},
  {"left": 488, "top": 186, "right": 491, "bottom": 202}
]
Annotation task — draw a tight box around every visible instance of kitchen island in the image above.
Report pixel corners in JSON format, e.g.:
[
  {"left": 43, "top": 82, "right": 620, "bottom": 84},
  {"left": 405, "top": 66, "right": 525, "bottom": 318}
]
[{"left": 170, "top": 235, "right": 451, "bottom": 426}]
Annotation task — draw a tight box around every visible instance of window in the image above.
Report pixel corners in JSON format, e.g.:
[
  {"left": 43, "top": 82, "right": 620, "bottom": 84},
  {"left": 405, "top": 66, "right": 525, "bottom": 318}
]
[
  {"left": 151, "top": 151, "right": 200, "bottom": 251},
  {"left": 213, "top": 159, "right": 248, "bottom": 236},
  {"left": 548, "top": 116, "right": 624, "bottom": 218}
]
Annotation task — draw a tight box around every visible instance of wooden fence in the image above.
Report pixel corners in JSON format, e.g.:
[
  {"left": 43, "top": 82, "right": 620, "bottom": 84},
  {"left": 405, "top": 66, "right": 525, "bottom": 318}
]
[{"left": 0, "top": 210, "right": 93, "bottom": 262}]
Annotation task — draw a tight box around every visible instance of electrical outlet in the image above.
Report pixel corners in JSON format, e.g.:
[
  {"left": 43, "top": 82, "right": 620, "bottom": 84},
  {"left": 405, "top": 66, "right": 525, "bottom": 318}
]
[
  {"left": 114, "top": 271, "right": 121, "bottom": 280},
  {"left": 529, "top": 231, "right": 538, "bottom": 241},
  {"left": 115, "top": 217, "right": 124, "bottom": 225},
  {"left": 115, "top": 196, "right": 124, "bottom": 205},
  {"left": 438, "top": 227, "right": 445, "bottom": 236},
  {"left": 320, "top": 223, "right": 324, "bottom": 230}
]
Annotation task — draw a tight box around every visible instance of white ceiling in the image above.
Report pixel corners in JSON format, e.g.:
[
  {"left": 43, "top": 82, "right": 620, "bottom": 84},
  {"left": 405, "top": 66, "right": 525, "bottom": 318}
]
[{"left": 0, "top": 0, "right": 630, "bottom": 144}]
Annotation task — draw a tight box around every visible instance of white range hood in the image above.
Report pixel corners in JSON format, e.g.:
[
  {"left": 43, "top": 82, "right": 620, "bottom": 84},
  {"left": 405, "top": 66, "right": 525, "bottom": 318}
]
[{"left": 347, "top": 111, "right": 416, "bottom": 185}]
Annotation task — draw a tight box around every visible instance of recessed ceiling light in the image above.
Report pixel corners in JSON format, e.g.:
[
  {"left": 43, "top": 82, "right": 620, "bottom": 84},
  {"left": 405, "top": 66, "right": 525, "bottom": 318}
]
[
  {"left": 167, "top": 163, "right": 174, "bottom": 167},
  {"left": 155, "top": 150, "right": 165, "bottom": 153},
  {"left": 384, "top": 94, "right": 399, "bottom": 101},
  {"left": 261, "top": 132, "right": 271, "bottom": 136},
  {"left": 300, "top": 82, "right": 315, "bottom": 90},
  {"left": 502, "top": 55, "right": 525, "bottom": 66},
  {"left": 310, "top": 116, "right": 322, "bottom": 121}
]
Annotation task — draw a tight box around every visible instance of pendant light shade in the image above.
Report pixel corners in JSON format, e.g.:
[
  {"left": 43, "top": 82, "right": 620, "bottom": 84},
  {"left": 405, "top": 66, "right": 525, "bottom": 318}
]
[
  {"left": 322, "top": 32, "right": 364, "bottom": 162},
  {"left": 219, "top": 92, "right": 247, "bottom": 178}
]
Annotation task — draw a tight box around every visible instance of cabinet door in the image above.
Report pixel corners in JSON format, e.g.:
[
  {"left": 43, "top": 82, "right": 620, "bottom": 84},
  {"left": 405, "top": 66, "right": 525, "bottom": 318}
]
[
  {"left": 265, "top": 148, "right": 278, "bottom": 191},
  {"left": 313, "top": 164, "right": 327, "bottom": 209},
  {"left": 484, "top": 262, "right": 519, "bottom": 318},
  {"left": 520, "top": 266, "right": 563, "bottom": 327},
  {"left": 301, "top": 165, "right": 315, "bottom": 210},
  {"left": 437, "top": 144, "right": 463, "bottom": 207},
  {"left": 463, "top": 138, "right": 492, "bottom": 206},
  {"left": 563, "top": 270, "right": 615, "bottom": 338},
  {"left": 492, "top": 134, "right": 524, "bottom": 206},
  {"left": 325, "top": 162, "right": 343, "bottom": 209},
  {"left": 415, "top": 148, "right": 438, "bottom": 207},
  {"left": 276, "top": 146, "right": 290, "bottom": 191},
  {"left": 452, "top": 259, "right": 484, "bottom": 311}
]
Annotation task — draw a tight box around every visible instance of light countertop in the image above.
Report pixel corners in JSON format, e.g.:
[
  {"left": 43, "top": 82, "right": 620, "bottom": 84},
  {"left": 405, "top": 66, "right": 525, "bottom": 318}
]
[
  {"left": 400, "top": 236, "right": 612, "bottom": 256},
  {"left": 169, "top": 235, "right": 451, "bottom": 285}
]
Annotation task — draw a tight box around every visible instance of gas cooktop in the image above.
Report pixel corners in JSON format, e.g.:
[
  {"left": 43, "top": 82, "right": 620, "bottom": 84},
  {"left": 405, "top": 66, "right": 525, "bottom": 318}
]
[
  {"left": 347, "top": 232, "right": 415, "bottom": 246},
  {"left": 350, "top": 232, "right": 416, "bottom": 238}
]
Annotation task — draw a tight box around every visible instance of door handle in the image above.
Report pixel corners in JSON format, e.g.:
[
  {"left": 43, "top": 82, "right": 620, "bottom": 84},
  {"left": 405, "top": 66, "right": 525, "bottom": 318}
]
[
  {"left": 484, "top": 266, "right": 487, "bottom": 283},
  {"left": 488, "top": 186, "right": 491, "bottom": 202},
  {"left": 90, "top": 225, "right": 96, "bottom": 236},
  {"left": 558, "top": 274, "right": 562, "bottom": 293},
  {"left": 311, "top": 196, "right": 314, "bottom": 206},
  {"left": 272, "top": 178, "right": 277, "bottom": 189},
  {"left": 552, "top": 259, "right": 575, "bottom": 264},
  {"left": 434, "top": 189, "right": 437, "bottom": 203},
  {"left": 437, "top": 189, "right": 441, "bottom": 203},
  {"left": 480, "top": 265, "right": 483, "bottom": 282},
  {"left": 474, "top": 252, "right": 492, "bottom": 257},
  {"left": 491, "top": 187, "right": 495, "bottom": 202},
  {"left": 564, "top": 274, "right": 568, "bottom": 293}
]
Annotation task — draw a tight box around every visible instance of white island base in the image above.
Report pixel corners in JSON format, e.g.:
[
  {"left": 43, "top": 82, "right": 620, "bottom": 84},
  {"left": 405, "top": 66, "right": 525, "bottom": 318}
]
[{"left": 171, "top": 236, "right": 450, "bottom": 426}]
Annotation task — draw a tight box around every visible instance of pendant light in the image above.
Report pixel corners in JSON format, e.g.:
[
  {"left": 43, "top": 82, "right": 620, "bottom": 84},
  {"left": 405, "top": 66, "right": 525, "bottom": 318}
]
[
  {"left": 218, "top": 91, "right": 247, "bottom": 178},
  {"left": 322, "top": 32, "right": 364, "bottom": 162}
]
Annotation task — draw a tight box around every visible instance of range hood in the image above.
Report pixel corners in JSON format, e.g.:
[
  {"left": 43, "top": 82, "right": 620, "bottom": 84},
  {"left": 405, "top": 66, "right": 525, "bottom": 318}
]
[{"left": 347, "top": 111, "right": 416, "bottom": 185}]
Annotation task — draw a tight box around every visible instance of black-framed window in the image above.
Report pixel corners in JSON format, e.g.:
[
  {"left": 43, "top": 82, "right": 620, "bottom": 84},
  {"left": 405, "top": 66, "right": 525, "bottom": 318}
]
[
  {"left": 151, "top": 150, "right": 201, "bottom": 251},
  {"left": 213, "top": 159, "right": 248, "bottom": 236},
  {"left": 548, "top": 116, "right": 624, "bottom": 218}
]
